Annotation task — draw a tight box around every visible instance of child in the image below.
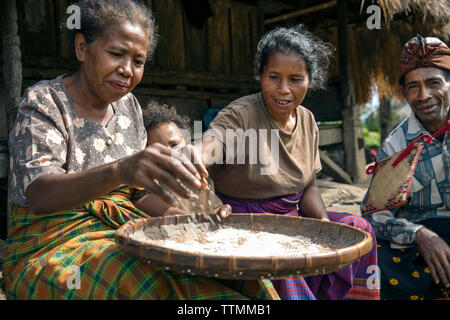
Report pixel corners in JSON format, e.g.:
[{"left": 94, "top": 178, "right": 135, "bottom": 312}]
[{"left": 132, "top": 100, "right": 230, "bottom": 218}]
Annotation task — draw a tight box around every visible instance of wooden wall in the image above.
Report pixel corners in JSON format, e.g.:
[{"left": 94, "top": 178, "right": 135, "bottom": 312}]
[
  {"left": 0, "top": 0, "right": 266, "bottom": 131},
  {"left": 0, "top": 0, "right": 345, "bottom": 136}
]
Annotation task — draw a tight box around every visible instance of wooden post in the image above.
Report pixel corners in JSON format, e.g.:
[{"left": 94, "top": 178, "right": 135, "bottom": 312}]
[
  {"left": 2, "top": 0, "right": 22, "bottom": 132},
  {"left": 337, "top": 0, "right": 366, "bottom": 183},
  {"left": 380, "top": 96, "right": 393, "bottom": 142},
  {"left": 2, "top": 0, "right": 23, "bottom": 233}
]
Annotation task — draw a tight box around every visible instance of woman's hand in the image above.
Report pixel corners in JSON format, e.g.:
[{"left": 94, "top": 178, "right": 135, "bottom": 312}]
[
  {"left": 414, "top": 227, "right": 450, "bottom": 288},
  {"left": 173, "top": 143, "right": 210, "bottom": 190},
  {"left": 117, "top": 143, "right": 205, "bottom": 206}
]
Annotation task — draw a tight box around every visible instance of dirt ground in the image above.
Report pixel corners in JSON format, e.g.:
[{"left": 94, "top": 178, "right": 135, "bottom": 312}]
[{"left": 0, "top": 178, "right": 369, "bottom": 300}]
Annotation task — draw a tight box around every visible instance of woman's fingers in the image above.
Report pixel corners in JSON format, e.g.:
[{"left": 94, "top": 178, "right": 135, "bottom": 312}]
[
  {"left": 175, "top": 144, "right": 209, "bottom": 181},
  {"left": 145, "top": 144, "right": 202, "bottom": 191},
  {"left": 217, "top": 204, "right": 232, "bottom": 219}
]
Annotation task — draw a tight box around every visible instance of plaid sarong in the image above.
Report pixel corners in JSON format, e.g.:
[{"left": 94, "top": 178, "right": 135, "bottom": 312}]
[
  {"left": 1, "top": 186, "right": 279, "bottom": 300},
  {"left": 217, "top": 191, "right": 380, "bottom": 300}
]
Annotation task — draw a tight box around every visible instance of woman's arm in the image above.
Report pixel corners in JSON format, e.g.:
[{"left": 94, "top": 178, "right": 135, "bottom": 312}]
[
  {"left": 298, "top": 176, "right": 329, "bottom": 221},
  {"left": 133, "top": 192, "right": 186, "bottom": 217},
  {"left": 26, "top": 143, "right": 204, "bottom": 214}
]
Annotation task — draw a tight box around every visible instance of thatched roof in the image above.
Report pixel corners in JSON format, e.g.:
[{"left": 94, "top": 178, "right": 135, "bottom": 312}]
[
  {"left": 360, "top": 0, "right": 450, "bottom": 103},
  {"left": 263, "top": 0, "right": 450, "bottom": 104}
]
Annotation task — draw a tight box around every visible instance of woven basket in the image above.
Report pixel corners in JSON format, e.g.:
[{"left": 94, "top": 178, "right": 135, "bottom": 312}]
[{"left": 115, "top": 213, "right": 373, "bottom": 280}]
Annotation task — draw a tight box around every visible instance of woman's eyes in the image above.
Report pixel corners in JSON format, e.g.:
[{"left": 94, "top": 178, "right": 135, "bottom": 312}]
[
  {"left": 107, "top": 51, "right": 144, "bottom": 67},
  {"left": 108, "top": 51, "right": 122, "bottom": 57},
  {"left": 268, "top": 75, "right": 304, "bottom": 82}
]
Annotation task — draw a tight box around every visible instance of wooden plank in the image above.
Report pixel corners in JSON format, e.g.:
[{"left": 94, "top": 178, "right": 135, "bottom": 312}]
[
  {"left": 264, "top": 0, "right": 337, "bottom": 25},
  {"left": 0, "top": 153, "right": 7, "bottom": 179},
  {"left": 230, "top": 7, "right": 252, "bottom": 76},
  {"left": 182, "top": 4, "right": 208, "bottom": 72},
  {"left": 9, "top": 66, "right": 259, "bottom": 92},
  {"left": 249, "top": 9, "right": 264, "bottom": 65},
  {"left": 319, "top": 150, "right": 352, "bottom": 184},
  {"left": 133, "top": 86, "right": 241, "bottom": 101},
  {"left": 55, "top": 0, "right": 75, "bottom": 60},
  {"left": 151, "top": 0, "right": 185, "bottom": 70},
  {"left": 20, "top": 0, "right": 56, "bottom": 57},
  {"left": 318, "top": 125, "right": 343, "bottom": 146},
  {"left": 207, "top": 1, "right": 231, "bottom": 74}
]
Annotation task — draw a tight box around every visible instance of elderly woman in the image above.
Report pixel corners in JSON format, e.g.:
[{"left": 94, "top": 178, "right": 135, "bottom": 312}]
[
  {"left": 198, "top": 25, "right": 380, "bottom": 300},
  {"left": 1, "top": 0, "right": 277, "bottom": 300}
]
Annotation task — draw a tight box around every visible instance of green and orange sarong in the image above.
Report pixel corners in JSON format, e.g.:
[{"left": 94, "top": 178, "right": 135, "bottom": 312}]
[{"left": 0, "top": 186, "right": 279, "bottom": 300}]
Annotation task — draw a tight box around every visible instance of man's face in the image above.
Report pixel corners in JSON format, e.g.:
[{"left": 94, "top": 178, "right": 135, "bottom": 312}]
[{"left": 402, "top": 67, "right": 450, "bottom": 129}]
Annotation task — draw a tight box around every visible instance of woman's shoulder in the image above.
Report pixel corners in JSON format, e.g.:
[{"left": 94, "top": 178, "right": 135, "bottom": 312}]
[
  {"left": 221, "top": 93, "right": 262, "bottom": 119},
  {"left": 227, "top": 93, "right": 260, "bottom": 111},
  {"left": 297, "top": 105, "right": 318, "bottom": 128},
  {"left": 17, "top": 76, "right": 70, "bottom": 119},
  {"left": 21, "top": 76, "right": 65, "bottom": 99},
  {"left": 297, "top": 105, "right": 316, "bottom": 120}
]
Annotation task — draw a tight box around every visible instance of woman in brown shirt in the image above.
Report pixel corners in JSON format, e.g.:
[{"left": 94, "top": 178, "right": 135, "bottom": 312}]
[{"left": 199, "top": 25, "right": 380, "bottom": 300}]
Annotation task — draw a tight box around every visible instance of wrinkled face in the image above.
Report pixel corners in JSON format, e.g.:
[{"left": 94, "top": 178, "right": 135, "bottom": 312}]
[
  {"left": 261, "top": 51, "right": 310, "bottom": 117},
  {"left": 76, "top": 21, "right": 149, "bottom": 103},
  {"left": 146, "top": 121, "right": 186, "bottom": 148},
  {"left": 402, "top": 67, "right": 450, "bottom": 127}
]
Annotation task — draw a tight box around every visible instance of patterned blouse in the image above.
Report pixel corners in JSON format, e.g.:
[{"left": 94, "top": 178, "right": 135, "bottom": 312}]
[
  {"left": 9, "top": 75, "right": 147, "bottom": 207},
  {"left": 361, "top": 110, "right": 450, "bottom": 248}
]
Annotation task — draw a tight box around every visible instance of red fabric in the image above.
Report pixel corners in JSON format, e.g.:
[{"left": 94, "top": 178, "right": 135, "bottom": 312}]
[{"left": 398, "top": 35, "right": 450, "bottom": 82}]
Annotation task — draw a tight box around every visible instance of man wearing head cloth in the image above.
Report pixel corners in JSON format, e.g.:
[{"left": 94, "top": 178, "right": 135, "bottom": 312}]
[{"left": 362, "top": 35, "right": 450, "bottom": 300}]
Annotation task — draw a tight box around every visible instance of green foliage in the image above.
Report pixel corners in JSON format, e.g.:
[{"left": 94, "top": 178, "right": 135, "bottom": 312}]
[{"left": 362, "top": 127, "right": 380, "bottom": 147}]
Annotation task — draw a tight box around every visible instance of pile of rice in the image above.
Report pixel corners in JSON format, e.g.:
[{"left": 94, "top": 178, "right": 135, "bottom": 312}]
[{"left": 135, "top": 227, "right": 330, "bottom": 257}]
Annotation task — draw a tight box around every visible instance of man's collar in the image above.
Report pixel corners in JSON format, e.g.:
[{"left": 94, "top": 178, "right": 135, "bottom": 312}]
[{"left": 406, "top": 110, "right": 431, "bottom": 140}]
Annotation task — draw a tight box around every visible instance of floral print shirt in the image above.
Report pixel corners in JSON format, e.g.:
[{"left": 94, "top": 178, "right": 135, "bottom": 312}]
[{"left": 9, "top": 75, "right": 147, "bottom": 207}]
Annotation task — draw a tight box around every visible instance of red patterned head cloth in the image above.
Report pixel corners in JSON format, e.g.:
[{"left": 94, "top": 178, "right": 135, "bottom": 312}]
[{"left": 398, "top": 35, "right": 450, "bottom": 83}]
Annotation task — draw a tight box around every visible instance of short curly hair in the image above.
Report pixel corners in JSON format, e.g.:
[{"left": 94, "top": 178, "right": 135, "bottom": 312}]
[
  {"left": 72, "top": 0, "right": 159, "bottom": 60},
  {"left": 142, "top": 100, "right": 191, "bottom": 131},
  {"left": 254, "top": 24, "right": 334, "bottom": 90}
]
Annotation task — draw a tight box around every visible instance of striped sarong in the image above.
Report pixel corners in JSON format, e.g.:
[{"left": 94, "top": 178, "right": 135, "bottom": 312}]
[
  {"left": 1, "top": 186, "right": 279, "bottom": 300},
  {"left": 217, "top": 191, "right": 380, "bottom": 300}
]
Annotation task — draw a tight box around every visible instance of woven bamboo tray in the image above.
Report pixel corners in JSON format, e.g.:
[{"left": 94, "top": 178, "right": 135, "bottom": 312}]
[{"left": 115, "top": 213, "right": 373, "bottom": 280}]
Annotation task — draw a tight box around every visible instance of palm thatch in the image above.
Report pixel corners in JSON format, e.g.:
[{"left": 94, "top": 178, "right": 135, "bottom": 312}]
[
  {"left": 312, "top": 0, "right": 450, "bottom": 104},
  {"left": 357, "top": 0, "right": 450, "bottom": 103}
]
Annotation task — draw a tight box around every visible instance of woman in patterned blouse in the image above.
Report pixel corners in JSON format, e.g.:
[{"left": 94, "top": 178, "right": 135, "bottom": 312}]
[{"left": 1, "top": 0, "right": 277, "bottom": 300}]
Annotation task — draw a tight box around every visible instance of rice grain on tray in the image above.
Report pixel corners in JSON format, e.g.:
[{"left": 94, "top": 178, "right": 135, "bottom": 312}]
[{"left": 132, "top": 227, "right": 330, "bottom": 257}]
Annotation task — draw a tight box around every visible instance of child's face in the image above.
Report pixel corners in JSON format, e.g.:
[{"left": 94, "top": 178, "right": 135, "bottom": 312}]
[{"left": 146, "top": 121, "right": 186, "bottom": 148}]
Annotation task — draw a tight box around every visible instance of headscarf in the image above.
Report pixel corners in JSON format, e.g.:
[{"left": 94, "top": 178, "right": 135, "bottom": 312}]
[{"left": 398, "top": 35, "right": 450, "bottom": 83}]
